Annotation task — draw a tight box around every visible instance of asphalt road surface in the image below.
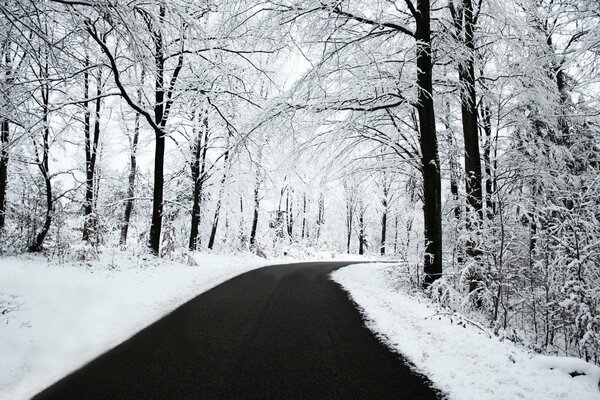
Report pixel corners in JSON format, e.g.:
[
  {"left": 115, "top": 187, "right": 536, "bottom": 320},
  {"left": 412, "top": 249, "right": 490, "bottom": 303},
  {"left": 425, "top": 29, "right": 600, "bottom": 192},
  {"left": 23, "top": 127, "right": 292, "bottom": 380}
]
[{"left": 33, "top": 261, "right": 442, "bottom": 400}]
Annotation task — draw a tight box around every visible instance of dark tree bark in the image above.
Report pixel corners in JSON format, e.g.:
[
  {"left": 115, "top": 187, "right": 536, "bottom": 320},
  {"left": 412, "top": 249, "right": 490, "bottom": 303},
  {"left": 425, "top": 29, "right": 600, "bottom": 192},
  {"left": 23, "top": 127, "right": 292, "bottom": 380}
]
[
  {"left": 345, "top": 192, "right": 354, "bottom": 254},
  {"left": 444, "top": 100, "right": 461, "bottom": 218},
  {"left": 208, "top": 130, "right": 231, "bottom": 250},
  {"left": 87, "top": 5, "right": 184, "bottom": 255},
  {"left": 315, "top": 193, "right": 324, "bottom": 240},
  {"left": 30, "top": 69, "right": 52, "bottom": 252},
  {"left": 452, "top": 0, "right": 483, "bottom": 220},
  {"left": 83, "top": 63, "right": 102, "bottom": 242},
  {"left": 249, "top": 148, "right": 262, "bottom": 248},
  {"left": 393, "top": 213, "right": 399, "bottom": 254},
  {"left": 286, "top": 187, "right": 293, "bottom": 237},
  {"left": 189, "top": 110, "right": 209, "bottom": 251},
  {"left": 0, "top": 45, "right": 11, "bottom": 230},
  {"left": 301, "top": 192, "right": 307, "bottom": 239},
  {"left": 480, "top": 102, "right": 495, "bottom": 218},
  {"left": 380, "top": 183, "right": 389, "bottom": 255},
  {"left": 358, "top": 204, "right": 366, "bottom": 255},
  {"left": 0, "top": 118, "right": 8, "bottom": 230},
  {"left": 119, "top": 71, "right": 144, "bottom": 246},
  {"left": 416, "top": 0, "right": 443, "bottom": 285}
]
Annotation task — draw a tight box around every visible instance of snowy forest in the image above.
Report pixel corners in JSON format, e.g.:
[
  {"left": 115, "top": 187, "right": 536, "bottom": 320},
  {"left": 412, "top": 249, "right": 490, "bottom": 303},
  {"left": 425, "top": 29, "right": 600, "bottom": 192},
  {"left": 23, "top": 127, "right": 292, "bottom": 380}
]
[{"left": 1, "top": 0, "right": 599, "bottom": 373}]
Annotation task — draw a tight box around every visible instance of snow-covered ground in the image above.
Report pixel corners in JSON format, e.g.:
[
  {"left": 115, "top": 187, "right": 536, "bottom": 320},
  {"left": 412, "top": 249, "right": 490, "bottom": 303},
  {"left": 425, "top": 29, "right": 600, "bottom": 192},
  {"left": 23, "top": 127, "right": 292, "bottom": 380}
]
[
  {"left": 0, "top": 250, "right": 268, "bottom": 400},
  {"left": 332, "top": 263, "right": 600, "bottom": 400}
]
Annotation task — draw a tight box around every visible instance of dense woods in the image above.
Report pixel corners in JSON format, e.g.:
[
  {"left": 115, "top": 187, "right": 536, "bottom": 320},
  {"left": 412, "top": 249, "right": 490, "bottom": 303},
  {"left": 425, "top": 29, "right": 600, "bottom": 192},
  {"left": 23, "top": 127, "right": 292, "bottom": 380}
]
[{"left": 1, "top": 0, "right": 599, "bottom": 363}]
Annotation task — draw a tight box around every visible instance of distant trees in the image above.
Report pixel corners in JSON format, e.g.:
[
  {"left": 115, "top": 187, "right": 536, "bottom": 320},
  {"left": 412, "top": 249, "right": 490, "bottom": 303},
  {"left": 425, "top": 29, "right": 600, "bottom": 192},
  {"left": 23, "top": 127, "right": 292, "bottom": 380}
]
[{"left": 0, "top": 0, "right": 599, "bottom": 363}]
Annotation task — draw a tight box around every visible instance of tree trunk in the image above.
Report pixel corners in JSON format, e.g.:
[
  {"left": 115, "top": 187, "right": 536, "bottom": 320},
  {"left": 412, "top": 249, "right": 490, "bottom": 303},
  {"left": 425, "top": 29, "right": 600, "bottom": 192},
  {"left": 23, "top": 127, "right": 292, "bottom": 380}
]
[
  {"left": 149, "top": 126, "right": 165, "bottom": 254},
  {"left": 393, "top": 213, "right": 398, "bottom": 254},
  {"left": 30, "top": 79, "right": 52, "bottom": 252},
  {"left": 189, "top": 111, "right": 209, "bottom": 251},
  {"left": 0, "top": 44, "right": 11, "bottom": 230},
  {"left": 457, "top": 0, "right": 483, "bottom": 220},
  {"left": 380, "top": 182, "right": 389, "bottom": 255},
  {"left": 315, "top": 193, "right": 324, "bottom": 240},
  {"left": 480, "top": 102, "right": 495, "bottom": 218},
  {"left": 249, "top": 149, "right": 262, "bottom": 248},
  {"left": 0, "top": 118, "right": 8, "bottom": 230},
  {"left": 83, "top": 67, "right": 102, "bottom": 242},
  {"left": 119, "top": 71, "right": 144, "bottom": 246},
  {"left": 346, "top": 201, "right": 353, "bottom": 254},
  {"left": 416, "top": 0, "right": 442, "bottom": 285},
  {"left": 208, "top": 131, "right": 231, "bottom": 250},
  {"left": 358, "top": 205, "right": 365, "bottom": 255},
  {"left": 286, "top": 187, "right": 293, "bottom": 237},
  {"left": 301, "top": 192, "right": 307, "bottom": 239}
]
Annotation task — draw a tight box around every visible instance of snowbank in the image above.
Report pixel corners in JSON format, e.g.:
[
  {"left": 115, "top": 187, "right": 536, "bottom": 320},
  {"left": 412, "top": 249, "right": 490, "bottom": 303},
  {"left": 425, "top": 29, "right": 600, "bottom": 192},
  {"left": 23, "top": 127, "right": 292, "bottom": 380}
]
[
  {"left": 0, "top": 250, "right": 266, "bottom": 400},
  {"left": 331, "top": 263, "right": 600, "bottom": 400}
]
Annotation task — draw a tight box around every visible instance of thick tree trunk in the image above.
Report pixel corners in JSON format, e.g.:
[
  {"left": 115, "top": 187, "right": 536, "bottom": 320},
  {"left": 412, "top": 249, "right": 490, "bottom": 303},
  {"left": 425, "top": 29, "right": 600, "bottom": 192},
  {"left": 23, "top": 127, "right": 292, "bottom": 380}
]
[
  {"left": 0, "top": 118, "right": 8, "bottom": 229},
  {"left": 148, "top": 26, "right": 165, "bottom": 254},
  {"left": 149, "top": 128, "right": 165, "bottom": 254},
  {"left": 189, "top": 112, "right": 209, "bottom": 251},
  {"left": 83, "top": 68, "right": 102, "bottom": 242},
  {"left": 119, "top": 72, "right": 144, "bottom": 246},
  {"left": 30, "top": 82, "right": 52, "bottom": 252},
  {"left": 458, "top": 0, "right": 483, "bottom": 220},
  {"left": 416, "top": 0, "right": 442, "bottom": 285}
]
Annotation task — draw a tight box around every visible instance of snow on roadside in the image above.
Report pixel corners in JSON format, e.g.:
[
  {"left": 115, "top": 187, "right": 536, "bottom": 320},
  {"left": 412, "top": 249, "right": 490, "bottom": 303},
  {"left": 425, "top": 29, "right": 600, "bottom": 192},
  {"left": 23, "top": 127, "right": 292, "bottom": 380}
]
[
  {"left": 331, "top": 263, "right": 600, "bottom": 400},
  {"left": 0, "top": 250, "right": 266, "bottom": 400}
]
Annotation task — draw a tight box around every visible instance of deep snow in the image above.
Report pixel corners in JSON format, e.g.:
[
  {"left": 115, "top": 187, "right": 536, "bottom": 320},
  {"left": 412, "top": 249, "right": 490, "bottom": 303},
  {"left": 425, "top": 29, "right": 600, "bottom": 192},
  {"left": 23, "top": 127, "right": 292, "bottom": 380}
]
[{"left": 331, "top": 263, "right": 600, "bottom": 400}]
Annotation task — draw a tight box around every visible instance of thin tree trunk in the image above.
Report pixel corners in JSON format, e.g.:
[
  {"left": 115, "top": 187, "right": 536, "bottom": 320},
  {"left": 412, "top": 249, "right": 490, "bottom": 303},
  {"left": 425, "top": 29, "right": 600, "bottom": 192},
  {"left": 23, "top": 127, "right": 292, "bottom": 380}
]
[
  {"left": 286, "top": 187, "right": 293, "bottom": 237},
  {"left": 480, "top": 102, "right": 495, "bottom": 218},
  {"left": 346, "top": 200, "right": 353, "bottom": 254},
  {"left": 315, "top": 193, "right": 324, "bottom": 240},
  {"left": 301, "top": 192, "right": 307, "bottom": 239},
  {"left": 358, "top": 205, "right": 365, "bottom": 255},
  {"left": 416, "top": 0, "right": 442, "bottom": 285},
  {"left": 393, "top": 213, "right": 398, "bottom": 254},
  {"left": 249, "top": 149, "right": 262, "bottom": 248},
  {"left": 208, "top": 131, "right": 231, "bottom": 250},
  {"left": 381, "top": 183, "right": 388, "bottom": 255}
]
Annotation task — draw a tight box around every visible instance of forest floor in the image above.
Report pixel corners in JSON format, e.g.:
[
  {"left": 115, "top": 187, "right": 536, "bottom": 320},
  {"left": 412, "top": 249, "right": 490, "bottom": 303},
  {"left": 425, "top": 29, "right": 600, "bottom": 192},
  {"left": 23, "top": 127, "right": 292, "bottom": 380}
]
[{"left": 332, "top": 263, "right": 600, "bottom": 400}]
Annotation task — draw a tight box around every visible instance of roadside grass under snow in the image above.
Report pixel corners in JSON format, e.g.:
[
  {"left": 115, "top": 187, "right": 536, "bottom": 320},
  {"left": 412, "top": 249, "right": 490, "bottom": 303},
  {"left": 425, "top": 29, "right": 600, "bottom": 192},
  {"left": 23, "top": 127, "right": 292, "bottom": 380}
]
[
  {"left": 331, "top": 263, "right": 600, "bottom": 400},
  {"left": 0, "top": 250, "right": 267, "bottom": 400}
]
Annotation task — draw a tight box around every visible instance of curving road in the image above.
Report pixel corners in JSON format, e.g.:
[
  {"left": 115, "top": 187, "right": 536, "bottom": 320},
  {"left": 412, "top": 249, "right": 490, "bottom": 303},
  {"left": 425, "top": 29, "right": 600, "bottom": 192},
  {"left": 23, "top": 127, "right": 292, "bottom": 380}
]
[{"left": 33, "top": 261, "right": 442, "bottom": 400}]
